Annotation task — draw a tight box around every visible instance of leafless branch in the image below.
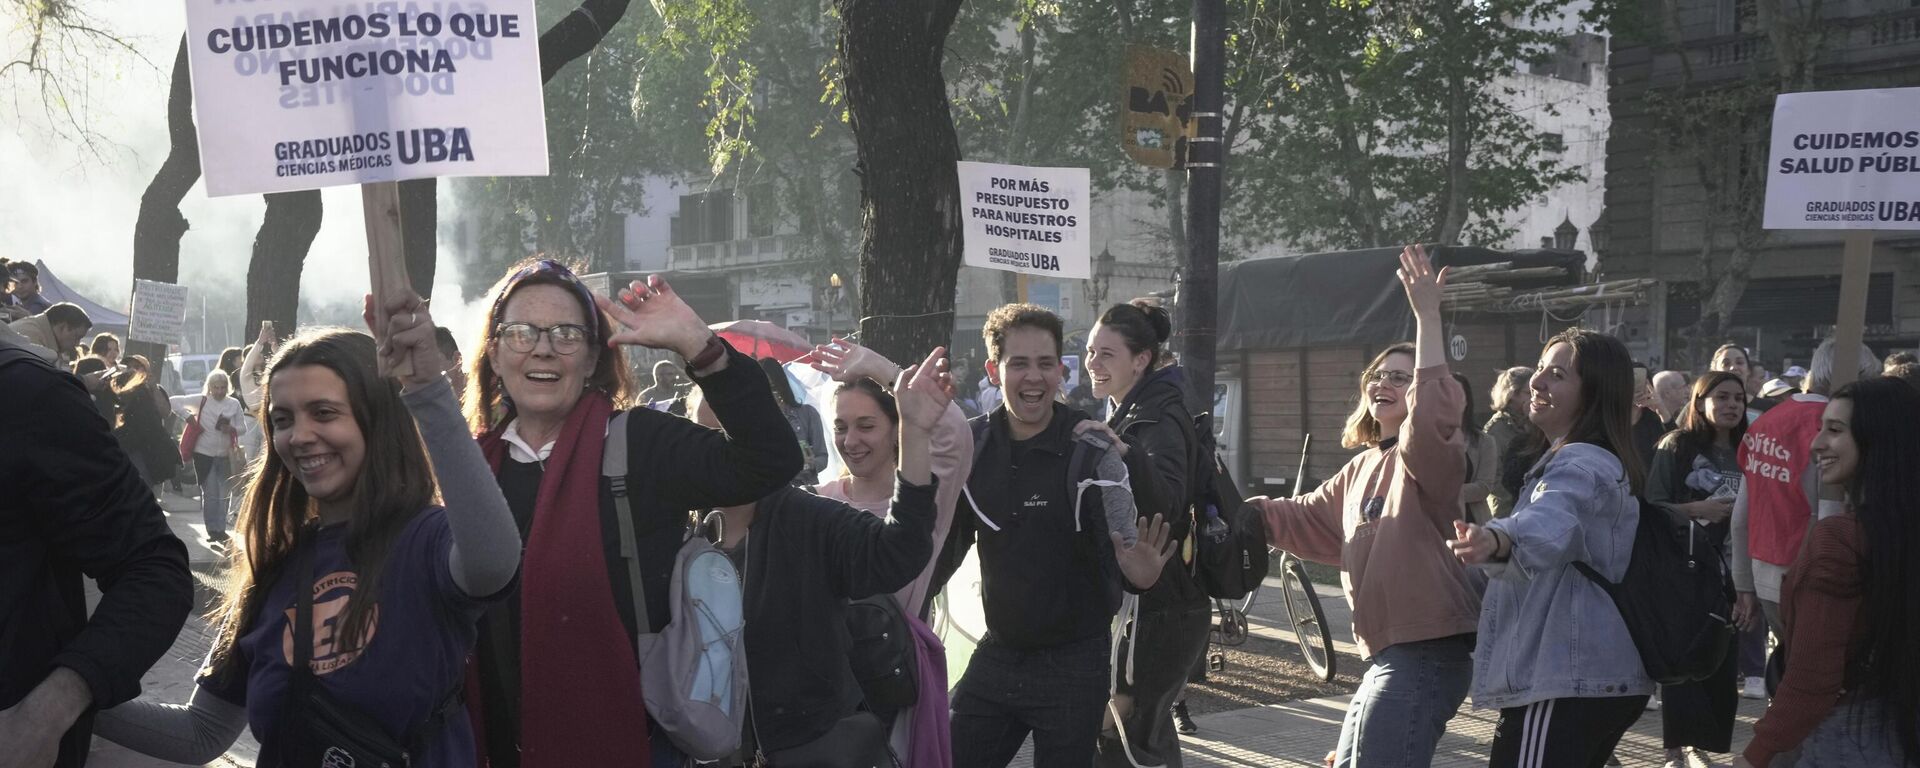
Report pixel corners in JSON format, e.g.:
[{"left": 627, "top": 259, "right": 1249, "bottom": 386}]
[{"left": 2, "top": 0, "right": 156, "bottom": 160}]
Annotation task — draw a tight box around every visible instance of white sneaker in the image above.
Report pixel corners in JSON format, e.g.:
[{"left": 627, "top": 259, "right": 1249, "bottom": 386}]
[
  {"left": 1646, "top": 693, "right": 1663, "bottom": 710},
  {"left": 1684, "top": 747, "right": 1720, "bottom": 768},
  {"left": 1662, "top": 748, "right": 1685, "bottom": 768},
  {"left": 1742, "top": 676, "right": 1768, "bottom": 699}
]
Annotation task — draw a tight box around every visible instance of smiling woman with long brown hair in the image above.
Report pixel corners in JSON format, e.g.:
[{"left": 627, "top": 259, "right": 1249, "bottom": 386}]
[{"left": 95, "top": 299, "right": 522, "bottom": 767}]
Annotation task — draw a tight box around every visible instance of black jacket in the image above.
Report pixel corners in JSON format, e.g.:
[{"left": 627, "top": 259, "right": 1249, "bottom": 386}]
[
  {"left": 936, "top": 403, "right": 1142, "bottom": 650},
  {"left": 0, "top": 343, "right": 193, "bottom": 768},
  {"left": 733, "top": 481, "right": 936, "bottom": 752},
  {"left": 1108, "top": 366, "right": 1208, "bottom": 610}
]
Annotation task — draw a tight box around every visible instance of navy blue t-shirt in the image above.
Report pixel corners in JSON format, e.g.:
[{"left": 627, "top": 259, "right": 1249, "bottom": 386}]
[{"left": 200, "top": 508, "right": 494, "bottom": 766}]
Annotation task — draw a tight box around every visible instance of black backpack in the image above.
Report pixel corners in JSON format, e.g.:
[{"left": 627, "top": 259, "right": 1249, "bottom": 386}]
[
  {"left": 1188, "top": 412, "right": 1270, "bottom": 600},
  {"left": 1572, "top": 496, "right": 1734, "bottom": 685}
]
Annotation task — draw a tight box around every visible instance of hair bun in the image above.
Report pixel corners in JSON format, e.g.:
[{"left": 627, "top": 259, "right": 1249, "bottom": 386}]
[{"left": 1130, "top": 299, "right": 1173, "bottom": 344}]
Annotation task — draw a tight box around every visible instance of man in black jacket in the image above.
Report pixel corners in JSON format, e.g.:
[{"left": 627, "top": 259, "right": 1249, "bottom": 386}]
[
  {"left": 0, "top": 337, "right": 194, "bottom": 768},
  {"left": 935, "top": 304, "right": 1173, "bottom": 768}
]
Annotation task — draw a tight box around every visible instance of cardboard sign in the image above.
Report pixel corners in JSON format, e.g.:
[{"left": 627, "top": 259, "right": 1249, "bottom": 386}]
[
  {"left": 1120, "top": 44, "right": 1192, "bottom": 169},
  {"left": 129, "top": 279, "right": 190, "bottom": 346},
  {"left": 957, "top": 161, "right": 1092, "bottom": 279},
  {"left": 182, "top": 1, "right": 549, "bottom": 197},
  {"left": 1764, "top": 87, "right": 1920, "bottom": 230}
]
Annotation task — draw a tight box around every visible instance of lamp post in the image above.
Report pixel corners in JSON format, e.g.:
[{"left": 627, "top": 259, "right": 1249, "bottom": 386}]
[{"left": 827, "top": 272, "right": 845, "bottom": 339}]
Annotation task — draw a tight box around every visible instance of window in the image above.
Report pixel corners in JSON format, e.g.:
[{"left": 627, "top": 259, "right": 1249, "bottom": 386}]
[
  {"left": 671, "top": 191, "right": 736, "bottom": 246},
  {"left": 746, "top": 184, "right": 779, "bottom": 239},
  {"left": 1543, "top": 133, "right": 1566, "bottom": 154}
]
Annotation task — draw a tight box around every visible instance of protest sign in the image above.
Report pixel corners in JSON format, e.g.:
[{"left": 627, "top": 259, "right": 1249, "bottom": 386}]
[
  {"left": 129, "top": 279, "right": 190, "bottom": 346},
  {"left": 183, "top": 0, "right": 549, "bottom": 197},
  {"left": 1761, "top": 87, "right": 1920, "bottom": 386},
  {"left": 1763, "top": 87, "right": 1920, "bottom": 231},
  {"left": 957, "top": 161, "right": 1092, "bottom": 280}
]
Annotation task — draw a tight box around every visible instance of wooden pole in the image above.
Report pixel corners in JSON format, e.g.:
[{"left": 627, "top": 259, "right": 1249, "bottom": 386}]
[
  {"left": 362, "top": 181, "right": 414, "bottom": 379},
  {"left": 1829, "top": 231, "right": 1875, "bottom": 390}
]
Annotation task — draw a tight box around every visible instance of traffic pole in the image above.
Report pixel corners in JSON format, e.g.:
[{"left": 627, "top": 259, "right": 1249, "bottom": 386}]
[{"left": 1179, "top": 0, "right": 1225, "bottom": 413}]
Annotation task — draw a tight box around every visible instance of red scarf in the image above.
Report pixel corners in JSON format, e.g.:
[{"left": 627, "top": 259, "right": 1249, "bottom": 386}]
[{"left": 471, "top": 392, "right": 650, "bottom": 765}]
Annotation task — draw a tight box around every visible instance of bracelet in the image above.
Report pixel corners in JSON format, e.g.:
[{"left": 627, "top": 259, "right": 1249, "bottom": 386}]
[{"left": 686, "top": 334, "right": 727, "bottom": 372}]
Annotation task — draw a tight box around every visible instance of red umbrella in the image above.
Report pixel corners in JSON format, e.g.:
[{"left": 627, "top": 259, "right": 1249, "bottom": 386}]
[{"left": 710, "top": 320, "right": 812, "bottom": 363}]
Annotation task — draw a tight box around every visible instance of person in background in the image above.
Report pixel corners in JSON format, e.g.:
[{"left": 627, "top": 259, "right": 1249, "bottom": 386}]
[
  {"left": 90, "top": 333, "right": 121, "bottom": 366},
  {"left": 73, "top": 356, "right": 121, "bottom": 423},
  {"left": 759, "top": 355, "right": 829, "bottom": 485},
  {"left": 689, "top": 349, "right": 949, "bottom": 767},
  {"left": 1646, "top": 371, "right": 1747, "bottom": 768},
  {"left": 0, "top": 332, "right": 194, "bottom": 768},
  {"left": 1485, "top": 366, "right": 1539, "bottom": 520},
  {"left": 112, "top": 358, "right": 182, "bottom": 493},
  {"left": 811, "top": 339, "right": 974, "bottom": 765},
  {"left": 1456, "top": 372, "right": 1498, "bottom": 526},
  {"left": 1084, "top": 300, "right": 1208, "bottom": 768},
  {"left": 1653, "top": 370, "right": 1692, "bottom": 427},
  {"left": 461, "top": 259, "right": 800, "bottom": 768},
  {"left": 96, "top": 318, "right": 522, "bottom": 768},
  {"left": 6, "top": 302, "right": 91, "bottom": 365},
  {"left": 1886, "top": 361, "right": 1919, "bottom": 389},
  {"left": 0, "top": 258, "right": 27, "bottom": 321},
  {"left": 1735, "top": 377, "right": 1920, "bottom": 767},
  {"left": 1730, "top": 339, "right": 1880, "bottom": 699},
  {"left": 434, "top": 326, "right": 468, "bottom": 401},
  {"left": 1883, "top": 349, "right": 1916, "bottom": 374},
  {"left": 9, "top": 260, "right": 53, "bottom": 314},
  {"left": 1630, "top": 362, "right": 1674, "bottom": 478},
  {"left": 1451, "top": 329, "right": 1654, "bottom": 767},
  {"left": 1711, "top": 344, "right": 1767, "bottom": 423},
  {"left": 637, "top": 359, "right": 688, "bottom": 406},
  {"left": 1252, "top": 247, "right": 1479, "bottom": 767},
  {"left": 177, "top": 371, "right": 244, "bottom": 546}
]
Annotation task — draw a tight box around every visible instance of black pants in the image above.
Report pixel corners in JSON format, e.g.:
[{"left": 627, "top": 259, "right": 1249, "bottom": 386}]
[
  {"left": 1489, "top": 695, "right": 1647, "bottom": 768},
  {"left": 952, "top": 635, "right": 1111, "bottom": 768},
  {"left": 1097, "top": 574, "right": 1212, "bottom": 768},
  {"left": 1662, "top": 630, "right": 1738, "bottom": 752}
]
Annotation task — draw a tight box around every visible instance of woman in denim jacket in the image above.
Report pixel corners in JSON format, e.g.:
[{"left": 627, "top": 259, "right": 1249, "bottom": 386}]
[{"left": 1451, "top": 329, "right": 1656, "bottom": 768}]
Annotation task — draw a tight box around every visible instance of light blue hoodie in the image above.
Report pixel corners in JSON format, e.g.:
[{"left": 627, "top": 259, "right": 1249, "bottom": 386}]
[{"left": 1471, "top": 442, "right": 1655, "bottom": 709}]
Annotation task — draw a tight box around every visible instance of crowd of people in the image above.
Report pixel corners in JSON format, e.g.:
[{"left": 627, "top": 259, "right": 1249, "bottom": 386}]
[{"left": 3, "top": 247, "right": 1918, "bottom": 768}]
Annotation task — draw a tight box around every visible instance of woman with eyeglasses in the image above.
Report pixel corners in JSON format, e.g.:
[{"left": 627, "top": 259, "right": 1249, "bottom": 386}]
[
  {"left": 1248, "top": 246, "right": 1480, "bottom": 767},
  {"left": 460, "top": 258, "right": 803, "bottom": 768}
]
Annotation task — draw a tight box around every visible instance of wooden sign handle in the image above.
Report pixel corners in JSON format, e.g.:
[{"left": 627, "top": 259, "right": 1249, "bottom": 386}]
[
  {"left": 362, "top": 182, "right": 414, "bottom": 379},
  {"left": 1829, "top": 230, "right": 1875, "bottom": 390}
]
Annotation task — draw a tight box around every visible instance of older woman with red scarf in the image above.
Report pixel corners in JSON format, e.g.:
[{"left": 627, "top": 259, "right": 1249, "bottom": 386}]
[{"left": 462, "top": 259, "right": 802, "bottom": 768}]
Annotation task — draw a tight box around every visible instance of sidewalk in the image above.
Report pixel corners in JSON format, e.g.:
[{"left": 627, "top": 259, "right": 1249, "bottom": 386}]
[
  {"left": 1010, "top": 575, "right": 1764, "bottom": 767},
  {"left": 86, "top": 486, "right": 258, "bottom": 768}
]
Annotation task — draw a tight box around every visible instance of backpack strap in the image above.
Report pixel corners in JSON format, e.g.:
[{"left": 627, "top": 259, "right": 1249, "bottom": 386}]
[{"left": 603, "top": 410, "right": 652, "bottom": 637}]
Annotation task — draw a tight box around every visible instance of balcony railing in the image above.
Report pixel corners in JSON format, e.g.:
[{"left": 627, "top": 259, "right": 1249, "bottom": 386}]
[{"left": 668, "top": 235, "right": 798, "bottom": 271}]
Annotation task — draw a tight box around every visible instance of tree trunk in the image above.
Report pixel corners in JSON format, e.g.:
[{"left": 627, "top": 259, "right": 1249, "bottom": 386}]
[
  {"left": 837, "top": 0, "right": 967, "bottom": 364},
  {"left": 1323, "top": 67, "right": 1385, "bottom": 247},
  {"left": 1435, "top": 71, "right": 1472, "bottom": 245},
  {"left": 128, "top": 37, "right": 200, "bottom": 361},
  {"left": 245, "top": 191, "right": 324, "bottom": 336}
]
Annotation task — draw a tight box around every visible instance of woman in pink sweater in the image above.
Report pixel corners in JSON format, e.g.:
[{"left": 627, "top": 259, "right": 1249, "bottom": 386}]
[{"left": 1251, "top": 246, "right": 1481, "bottom": 767}]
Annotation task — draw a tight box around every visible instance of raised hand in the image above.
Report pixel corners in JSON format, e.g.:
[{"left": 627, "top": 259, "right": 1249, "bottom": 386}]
[
  {"left": 1113, "top": 513, "right": 1176, "bottom": 590},
  {"left": 894, "top": 347, "right": 954, "bottom": 433},
  {"left": 1397, "top": 244, "right": 1449, "bottom": 318},
  {"left": 593, "top": 275, "right": 715, "bottom": 360},
  {"left": 811, "top": 338, "right": 901, "bottom": 386},
  {"left": 362, "top": 291, "right": 446, "bottom": 390}
]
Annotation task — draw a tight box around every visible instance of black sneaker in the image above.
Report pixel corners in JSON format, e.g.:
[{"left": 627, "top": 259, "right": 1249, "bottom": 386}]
[{"left": 1172, "top": 701, "right": 1197, "bottom": 735}]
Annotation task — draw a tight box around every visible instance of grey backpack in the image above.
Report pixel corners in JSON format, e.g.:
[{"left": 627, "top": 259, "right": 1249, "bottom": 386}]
[{"left": 604, "top": 411, "right": 750, "bottom": 761}]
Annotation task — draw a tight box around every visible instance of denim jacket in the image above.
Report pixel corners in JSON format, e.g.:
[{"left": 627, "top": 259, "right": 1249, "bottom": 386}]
[{"left": 1471, "top": 442, "right": 1655, "bottom": 709}]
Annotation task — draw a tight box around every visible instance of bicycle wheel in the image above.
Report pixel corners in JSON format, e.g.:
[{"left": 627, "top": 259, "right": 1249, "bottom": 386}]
[{"left": 1280, "top": 555, "right": 1336, "bottom": 682}]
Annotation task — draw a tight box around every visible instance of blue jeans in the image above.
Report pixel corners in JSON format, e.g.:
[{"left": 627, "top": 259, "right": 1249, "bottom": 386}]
[
  {"left": 951, "top": 634, "right": 1111, "bottom": 768},
  {"left": 193, "top": 453, "right": 229, "bottom": 537},
  {"left": 1798, "top": 698, "right": 1908, "bottom": 767},
  {"left": 1334, "top": 634, "right": 1475, "bottom": 768}
]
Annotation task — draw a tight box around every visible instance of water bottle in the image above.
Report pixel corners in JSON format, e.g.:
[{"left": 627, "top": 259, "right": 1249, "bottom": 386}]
[{"left": 1202, "top": 502, "right": 1230, "bottom": 545}]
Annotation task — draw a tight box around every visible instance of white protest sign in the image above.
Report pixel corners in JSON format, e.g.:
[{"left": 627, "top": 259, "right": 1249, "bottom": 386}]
[
  {"left": 1764, "top": 87, "right": 1920, "bottom": 230},
  {"left": 129, "top": 280, "right": 191, "bottom": 346},
  {"left": 958, "top": 161, "right": 1092, "bottom": 279},
  {"left": 183, "top": 1, "right": 549, "bottom": 197}
]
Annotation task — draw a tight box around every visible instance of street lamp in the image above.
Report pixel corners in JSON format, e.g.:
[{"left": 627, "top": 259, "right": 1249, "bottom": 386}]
[
  {"left": 1554, "top": 214, "right": 1580, "bottom": 251},
  {"left": 826, "top": 273, "right": 846, "bottom": 339}
]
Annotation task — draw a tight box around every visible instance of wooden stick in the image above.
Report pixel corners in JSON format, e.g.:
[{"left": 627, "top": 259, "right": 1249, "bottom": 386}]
[
  {"left": 1829, "top": 231, "right": 1875, "bottom": 390},
  {"left": 362, "top": 182, "right": 413, "bottom": 379}
]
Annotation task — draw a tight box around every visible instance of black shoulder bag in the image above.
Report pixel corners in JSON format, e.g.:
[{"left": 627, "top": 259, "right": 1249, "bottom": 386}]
[{"left": 275, "top": 530, "right": 463, "bottom": 768}]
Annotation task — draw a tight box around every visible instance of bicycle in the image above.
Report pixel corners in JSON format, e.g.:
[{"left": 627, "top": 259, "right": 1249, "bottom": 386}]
[{"left": 1209, "top": 550, "right": 1337, "bottom": 683}]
